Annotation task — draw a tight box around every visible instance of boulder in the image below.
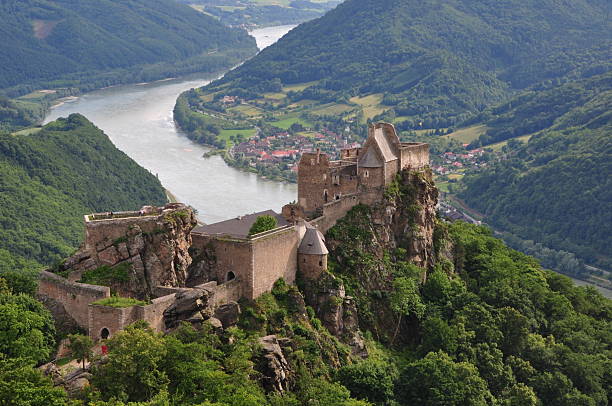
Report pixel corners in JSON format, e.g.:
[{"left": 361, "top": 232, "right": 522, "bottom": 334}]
[
  {"left": 203, "top": 317, "right": 224, "bottom": 333},
  {"left": 256, "top": 335, "right": 293, "bottom": 393},
  {"left": 214, "top": 301, "right": 241, "bottom": 328},
  {"left": 163, "top": 288, "right": 214, "bottom": 329}
]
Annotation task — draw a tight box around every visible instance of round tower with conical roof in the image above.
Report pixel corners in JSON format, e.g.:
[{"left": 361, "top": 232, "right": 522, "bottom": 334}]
[{"left": 298, "top": 226, "right": 329, "bottom": 280}]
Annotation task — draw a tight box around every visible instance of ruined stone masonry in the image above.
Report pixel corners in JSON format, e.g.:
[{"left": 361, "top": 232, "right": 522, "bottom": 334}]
[{"left": 38, "top": 122, "right": 432, "bottom": 344}]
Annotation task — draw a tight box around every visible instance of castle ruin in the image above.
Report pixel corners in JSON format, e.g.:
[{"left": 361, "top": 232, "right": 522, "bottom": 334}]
[{"left": 38, "top": 123, "right": 430, "bottom": 340}]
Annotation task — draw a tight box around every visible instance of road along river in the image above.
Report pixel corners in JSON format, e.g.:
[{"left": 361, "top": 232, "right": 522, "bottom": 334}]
[{"left": 45, "top": 25, "right": 296, "bottom": 224}]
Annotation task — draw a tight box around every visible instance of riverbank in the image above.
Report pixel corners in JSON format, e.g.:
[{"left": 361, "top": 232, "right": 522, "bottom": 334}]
[{"left": 7, "top": 47, "right": 257, "bottom": 134}]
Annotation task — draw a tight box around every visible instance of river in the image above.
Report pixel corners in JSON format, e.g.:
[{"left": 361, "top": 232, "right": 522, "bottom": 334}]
[{"left": 45, "top": 25, "right": 297, "bottom": 224}]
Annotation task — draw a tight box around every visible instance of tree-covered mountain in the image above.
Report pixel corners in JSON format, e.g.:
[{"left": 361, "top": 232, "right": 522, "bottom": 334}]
[
  {"left": 205, "top": 0, "right": 611, "bottom": 127},
  {"left": 459, "top": 71, "right": 611, "bottom": 268},
  {"left": 0, "top": 114, "right": 167, "bottom": 274},
  {"left": 182, "top": 0, "right": 342, "bottom": 28},
  {"left": 0, "top": 0, "right": 257, "bottom": 95}
]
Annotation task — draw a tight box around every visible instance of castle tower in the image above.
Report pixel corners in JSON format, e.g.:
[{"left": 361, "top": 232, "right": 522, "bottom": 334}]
[{"left": 298, "top": 227, "right": 329, "bottom": 280}]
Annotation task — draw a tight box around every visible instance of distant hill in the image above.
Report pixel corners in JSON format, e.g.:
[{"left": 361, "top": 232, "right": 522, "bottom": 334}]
[
  {"left": 0, "top": 114, "right": 167, "bottom": 273},
  {"left": 0, "top": 0, "right": 257, "bottom": 94},
  {"left": 459, "top": 72, "right": 612, "bottom": 268},
  {"left": 207, "top": 0, "right": 611, "bottom": 127},
  {"left": 182, "top": 0, "right": 342, "bottom": 28}
]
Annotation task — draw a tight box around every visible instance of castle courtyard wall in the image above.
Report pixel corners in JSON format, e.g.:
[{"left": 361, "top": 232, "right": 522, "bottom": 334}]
[
  {"left": 84, "top": 215, "right": 161, "bottom": 254},
  {"left": 251, "top": 227, "right": 298, "bottom": 298},
  {"left": 88, "top": 303, "right": 140, "bottom": 340},
  {"left": 38, "top": 271, "right": 110, "bottom": 329}
]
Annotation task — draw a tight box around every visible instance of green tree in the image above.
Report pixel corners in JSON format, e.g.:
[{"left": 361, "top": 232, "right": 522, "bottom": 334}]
[
  {"left": 248, "top": 215, "right": 278, "bottom": 236},
  {"left": 0, "top": 293, "right": 55, "bottom": 363},
  {"left": 0, "top": 357, "right": 75, "bottom": 406},
  {"left": 68, "top": 334, "right": 94, "bottom": 369},
  {"left": 0, "top": 271, "right": 37, "bottom": 295},
  {"left": 396, "top": 351, "right": 493, "bottom": 406},
  {"left": 389, "top": 276, "right": 425, "bottom": 343},
  {"left": 335, "top": 359, "right": 398, "bottom": 404},
  {"left": 91, "top": 324, "right": 169, "bottom": 402}
]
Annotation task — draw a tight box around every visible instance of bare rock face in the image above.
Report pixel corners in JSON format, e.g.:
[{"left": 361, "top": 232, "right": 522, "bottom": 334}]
[
  {"left": 163, "top": 288, "right": 215, "bottom": 329},
  {"left": 186, "top": 243, "right": 218, "bottom": 287},
  {"left": 302, "top": 273, "right": 368, "bottom": 357},
  {"left": 256, "top": 335, "right": 293, "bottom": 393},
  {"left": 373, "top": 169, "right": 438, "bottom": 271},
  {"left": 54, "top": 204, "right": 198, "bottom": 300},
  {"left": 214, "top": 301, "right": 241, "bottom": 329}
]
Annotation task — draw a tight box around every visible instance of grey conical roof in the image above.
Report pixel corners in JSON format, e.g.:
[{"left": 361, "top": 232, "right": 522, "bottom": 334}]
[{"left": 298, "top": 227, "right": 329, "bottom": 255}]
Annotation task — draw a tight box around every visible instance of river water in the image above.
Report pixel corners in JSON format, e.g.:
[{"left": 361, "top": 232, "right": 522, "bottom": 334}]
[{"left": 45, "top": 25, "right": 296, "bottom": 224}]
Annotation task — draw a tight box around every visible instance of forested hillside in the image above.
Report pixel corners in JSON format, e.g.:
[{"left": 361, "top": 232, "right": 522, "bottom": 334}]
[
  {"left": 0, "top": 0, "right": 257, "bottom": 95},
  {"left": 0, "top": 114, "right": 167, "bottom": 274},
  {"left": 205, "top": 0, "right": 611, "bottom": 127},
  {"left": 459, "top": 71, "right": 611, "bottom": 268},
  {"left": 2, "top": 219, "right": 610, "bottom": 405}
]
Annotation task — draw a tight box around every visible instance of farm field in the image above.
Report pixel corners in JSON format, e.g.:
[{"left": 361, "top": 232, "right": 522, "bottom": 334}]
[{"left": 444, "top": 125, "right": 488, "bottom": 143}]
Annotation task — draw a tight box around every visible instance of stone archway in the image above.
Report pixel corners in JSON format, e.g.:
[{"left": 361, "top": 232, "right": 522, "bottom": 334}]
[
  {"left": 226, "top": 271, "right": 236, "bottom": 282},
  {"left": 100, "top": 328, "right": 110, "bottom": 340}
]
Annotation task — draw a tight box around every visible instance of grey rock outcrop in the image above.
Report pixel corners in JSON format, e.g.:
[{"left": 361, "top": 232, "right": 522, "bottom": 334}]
[
  {"left": 214, "top": 301, "right": 241, "bottom": 328},
  {"left": 163, "top": 288, "right": 215, "bottom": 329},
  {"left": 256, "top": 335, "right": 293, "bottom": 393}
]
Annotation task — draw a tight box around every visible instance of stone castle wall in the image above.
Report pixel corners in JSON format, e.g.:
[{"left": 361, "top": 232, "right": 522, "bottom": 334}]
[
  {"left": 251, "top": 227, "right": 298, "bottom": 298},
  {"left": 88, "top": 303, "right": 140, "bottom": 340},
  {"left": 192, "top": 226, "right": 299, "bottom": 300},
  {"left": 87, "top": 292, "right": 178, "bottom": 339},
  {"left": 298, "top": 253, "right": 327, "bottom": 280},
  {"left": 192, "top": 235, "right": 254, "bottom": 298},
  {"left": 384, "top": 160, "right": 399, "bottom": 185},
  {"left": 196, "top": 279, "right": 242, "bottom": 306},
  {"left": 38, "top": 271, "right": 110, "bottom": 329},
  {"left": 298, "top": 152, "right": 330, "bottom": 214},
  {"left": 83, "top": 215, "right": 161, "bottom": 255},
  {"left": 400, "top": 143, "right": 429, "bottom": 169},
  {"left": 311, "top": 194, "right": 360, "bottom": 234}
]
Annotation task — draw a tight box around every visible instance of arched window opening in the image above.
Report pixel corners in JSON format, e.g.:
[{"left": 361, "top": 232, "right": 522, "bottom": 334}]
[
  {"left": 100, "top": 328, "right": 110, "bottom": 340},
  {"left": 226, "top": 271, "right": 236, "bottom": 282},
  {"left": 323, "top": 190, "right": 328, "bottom": 203},
  {"left": 319, "top": 260, "right": 323, "bottom": 266}
]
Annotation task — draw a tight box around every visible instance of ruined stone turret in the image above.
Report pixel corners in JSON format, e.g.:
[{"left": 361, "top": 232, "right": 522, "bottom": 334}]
[{"left": 298, "top": 226, "right": 328, "bottom": 280}]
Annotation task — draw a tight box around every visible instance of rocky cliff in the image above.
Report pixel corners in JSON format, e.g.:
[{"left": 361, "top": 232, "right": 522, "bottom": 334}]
[
  {"left": 304, "top": 169, "right": 438, "bottom": 345},
  {"left": 55, "top": 204, "right": 198, "bottom": 300}
]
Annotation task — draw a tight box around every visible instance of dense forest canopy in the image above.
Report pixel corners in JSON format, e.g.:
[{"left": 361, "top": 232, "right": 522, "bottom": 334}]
[
  {"left": 459, "top": 72, "right": 612, "bottom": 268},
  {"left": 206, "top": 0, "right": 611, "bottom": 127},
  {"left": 0, "top": 114, "right": 167, "bottom": 274},
  {"left": 0, "top": 0, "right": 257, "bottom": 94}
]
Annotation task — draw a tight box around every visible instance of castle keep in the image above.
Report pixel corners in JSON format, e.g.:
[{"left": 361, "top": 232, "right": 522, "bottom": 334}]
[{"left": 38, "top": 123, "right": 430, "bottom": 340}]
